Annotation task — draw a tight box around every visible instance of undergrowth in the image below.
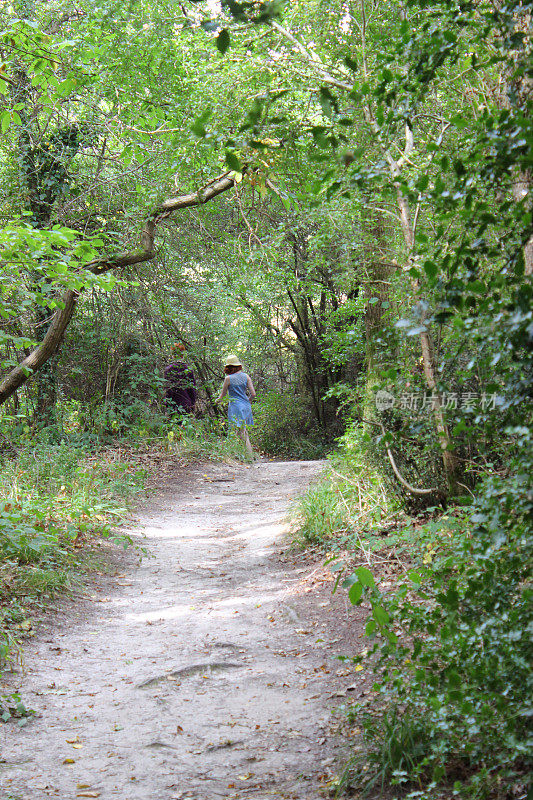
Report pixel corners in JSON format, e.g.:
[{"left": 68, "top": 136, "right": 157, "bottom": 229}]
[
  {"left": 291, "top": 439, "right": 403, "bottom": 548},
  {"left": 167, "top": 414, "right": 256, "bottom": 463},
  {"left": 292, "top": 431, "right": 532, "bottom": 800},
  {"left": 250, "top": 390, "right": 332, "bottom": 459}
]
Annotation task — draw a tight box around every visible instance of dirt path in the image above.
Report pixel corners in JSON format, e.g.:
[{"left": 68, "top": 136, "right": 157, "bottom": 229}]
[{"left": 1, "top": 459, "right": 360, "bottom": 800}]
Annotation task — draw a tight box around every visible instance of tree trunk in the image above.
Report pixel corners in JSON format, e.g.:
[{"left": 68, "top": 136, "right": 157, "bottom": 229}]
[
  {"left": 0, "top": 289, "right": 79, "bottom": 406},
  {"left": 362, "top": 206, "right": 394, "bottom": 416},
  {"left": 512, "top": 170, "right": 533, "bottom": 276},
  {"left": 395, "top": 180, "right": 458, "bottom": 493},
  {"left": 419, "top": 326, "right": 458, "bottom": 493}
]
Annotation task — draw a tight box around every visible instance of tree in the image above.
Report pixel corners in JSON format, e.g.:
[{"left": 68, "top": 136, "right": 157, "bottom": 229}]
[{"left": 0, "top": 170, "right": 241, "bottom": 406}]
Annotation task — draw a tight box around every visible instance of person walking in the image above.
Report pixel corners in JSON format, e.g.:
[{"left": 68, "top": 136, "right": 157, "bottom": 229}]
[
  {"left": 164, "top": 343, "right": 197, "bottom": 415},
  {"left": 216, "top": 354, "right": 256, "bottom": 459}
]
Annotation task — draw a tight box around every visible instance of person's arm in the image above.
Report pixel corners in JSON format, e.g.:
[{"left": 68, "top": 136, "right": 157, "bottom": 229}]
[
  {"left": 216, "top": 376, "right": 230, "bottom": 403},
  {"left": 247, "top": 375, "right": 256, "bottom": 399}
]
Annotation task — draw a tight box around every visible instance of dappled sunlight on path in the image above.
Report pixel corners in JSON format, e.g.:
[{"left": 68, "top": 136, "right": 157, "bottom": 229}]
[{"left": 0, "top": 460, "right": 358, "bottom": 800}]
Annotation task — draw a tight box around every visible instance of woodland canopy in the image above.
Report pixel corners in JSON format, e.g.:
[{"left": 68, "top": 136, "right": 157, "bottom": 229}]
[{"left": 0, "top": 0, "right": 531, "bottom": 796}]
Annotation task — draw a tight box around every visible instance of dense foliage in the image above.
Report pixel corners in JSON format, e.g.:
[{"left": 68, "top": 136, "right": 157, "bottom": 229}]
[{"left": 0, "top": 0, "right": 531, "bottom": 795}]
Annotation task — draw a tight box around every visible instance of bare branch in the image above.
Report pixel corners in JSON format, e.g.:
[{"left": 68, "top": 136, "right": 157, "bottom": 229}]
[
  {"left": 270, "top": 21, "right": 352, "bottom": 92},
  {"left": 363, "top": 419, "right": 437, "bottom": 495},
  {"left": 0, "top": 72, "right": 16, "bottom": 86}
]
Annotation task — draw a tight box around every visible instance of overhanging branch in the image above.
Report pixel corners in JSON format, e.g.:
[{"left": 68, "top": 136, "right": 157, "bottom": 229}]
[
  {"left": 89, "top": 171, "right": 239, "bottom": 274},
  {"left": 0, "top": 170, "right": 242, "bottom": 406}
]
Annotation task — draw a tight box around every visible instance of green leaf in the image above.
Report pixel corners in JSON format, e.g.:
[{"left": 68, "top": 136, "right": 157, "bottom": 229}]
[
  {"left": 372, "top": 604, "right": 389, "bottom": 625},
  {"left": 216, "top": 29, "right": 230, "bottom": 54},
  {"left": 57, "top": 77, "right": 77, "bottom": 97},
  {"left": 319, "top": 87, "right": 336, "bottom": 118},
  {"left": 355, "top": 566, "right": 374, "bottom": 587},
  {"left": 344, "top": 56, "right": 358, "bottom": 71},
  {"left": 348, "top": 582, "right": 363, "bottom": 604},
  {"left": 191, "top": 109, "right": 212, "bottom": 138},
  {"left": 0, "top": 110, "right": 10, "bottom": 134},
  {"left": 225, "top": 151, "right": 242, "bottom": 171},
  {"left": 424, "top": 261, "right": 438, "bottom": 279}
]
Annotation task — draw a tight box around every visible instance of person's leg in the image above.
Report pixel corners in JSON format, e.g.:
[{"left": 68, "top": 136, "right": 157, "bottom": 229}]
[
  {"left": 233, "top": 420, "right": 253, "bottom": 460},
  {"left": 241, "top": 425, "right": 254, "bottom": 460}
]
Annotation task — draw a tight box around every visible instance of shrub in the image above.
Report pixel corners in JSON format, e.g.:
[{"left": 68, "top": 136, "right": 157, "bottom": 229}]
[
  {"left": 342, "top": 431, "right": 533, "bottom": 799},
  {"left": 250, "top": 390, "right": 330, "bottom": 459}
]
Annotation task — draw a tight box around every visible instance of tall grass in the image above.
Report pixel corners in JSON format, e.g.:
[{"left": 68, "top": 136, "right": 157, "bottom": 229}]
[
  {"left": 166, "top": 415, "right": 256, "bottom": 463},
  {"left": 291, "top": 451, "right": 402, "bottom": 547}
]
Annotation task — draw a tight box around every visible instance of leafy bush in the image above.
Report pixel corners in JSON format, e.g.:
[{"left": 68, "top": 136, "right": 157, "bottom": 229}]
[
  {"left": 0, "top": 691, "right": 34, "bottom": 724},
  {"left": 80, "top": 399, "right": 169, "bottom": 441},
  {"left": 341, "top": 434, "right": 533, "bottom": 799},
  {"left": 0, "top": 501, "right": 63, "bottom": 564},
  {"left": 250, "top": 390, "right": 331, "bottom": 459}
]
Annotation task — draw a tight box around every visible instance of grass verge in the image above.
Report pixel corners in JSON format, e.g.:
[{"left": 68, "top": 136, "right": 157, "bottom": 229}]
[{"left": 0, "top": 440, "right": 147, "bottom": 690}]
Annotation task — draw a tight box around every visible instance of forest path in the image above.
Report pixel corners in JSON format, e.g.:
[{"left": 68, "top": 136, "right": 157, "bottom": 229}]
[{"left": 1, "top": 459, "right": 358, "bottom": 800}]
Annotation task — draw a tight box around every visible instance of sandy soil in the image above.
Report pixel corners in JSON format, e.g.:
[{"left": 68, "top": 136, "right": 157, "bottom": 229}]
[{"left": 0, "top": 459, "right": 367, "bottom": 800}]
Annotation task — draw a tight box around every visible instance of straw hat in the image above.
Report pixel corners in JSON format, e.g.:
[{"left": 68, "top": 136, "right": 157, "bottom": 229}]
[{"left": 224, "top": 354, "right": 242, "bottom": 367}]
